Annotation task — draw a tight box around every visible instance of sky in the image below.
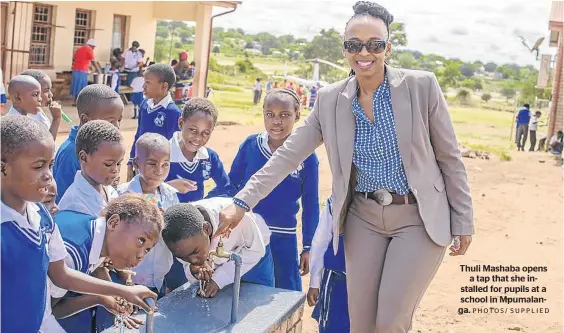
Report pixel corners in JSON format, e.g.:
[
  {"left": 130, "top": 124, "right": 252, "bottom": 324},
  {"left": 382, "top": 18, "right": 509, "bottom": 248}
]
[{"left": 213, "top": 0, "right": 557, "bottom": 67}]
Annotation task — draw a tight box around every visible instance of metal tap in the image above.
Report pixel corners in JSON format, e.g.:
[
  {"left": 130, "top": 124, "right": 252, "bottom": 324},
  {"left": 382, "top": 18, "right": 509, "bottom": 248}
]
[{"left": 206, "top": 237, "right": 242, "bottom": 324}]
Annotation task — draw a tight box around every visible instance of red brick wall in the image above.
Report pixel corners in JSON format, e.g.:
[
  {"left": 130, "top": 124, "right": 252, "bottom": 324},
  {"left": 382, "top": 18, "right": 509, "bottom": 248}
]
[{"left": 547, "top": 30, "right": 564, "bottom": 143}]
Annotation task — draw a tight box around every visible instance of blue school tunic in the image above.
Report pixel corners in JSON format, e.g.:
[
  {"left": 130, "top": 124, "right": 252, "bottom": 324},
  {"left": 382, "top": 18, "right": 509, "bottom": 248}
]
[
  {"left": 312, "top": 198, "right": 349, "bottom": 333},
  {"left": 54, "top": 210, "right": 98, "bottom": 333},
  {"left": 53, "top": 125, "right": 81, "bottom": 203},
  {"left": 128, "top": 95, "right": 182, "bottom": 165},
  {"left": 218, "top": 132, "right": 320, "bottom": 291},
  {"left": 1, "top": 203, "right": 54, "bottom": 333},
  {"left": 166, "top": 132, "right": 234, "bottom": 203}
]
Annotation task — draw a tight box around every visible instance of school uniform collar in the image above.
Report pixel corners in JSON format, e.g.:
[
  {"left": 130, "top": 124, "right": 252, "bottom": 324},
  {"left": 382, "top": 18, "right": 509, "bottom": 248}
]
[
  {"left": 7, "top": 106, "right": 24, "bottom": 116},
  {"left": 147, "top": 94, "right": 173, "bottom": 113},
  {"left": 124, "top": 174, "right": 178, "bottom": 197},
  {"left": 1, "top": 201, "right": 42, "bottom": 232},
  {"left": 89, "top": 217, "right": 107, "bottom": 271},
  {"left": 73, "top": 171, "right": 117, "bottom": 213},
  {"left": 68, "top": 125, "right": 79, "bottom": 141},
  {"left": 170, "top": 131, "right": 209, "bottom": 163}
]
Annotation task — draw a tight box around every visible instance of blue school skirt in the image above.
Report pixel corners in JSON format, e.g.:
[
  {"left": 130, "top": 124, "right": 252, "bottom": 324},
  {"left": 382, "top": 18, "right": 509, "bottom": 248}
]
[
  {"left": 1, "top": 93, "right": 6, "bottom": 104},
  {"left": 130, "top": 92, "right": 144, "bottom": 106},
  {"left": 242, "top": 244, "right": 275, "bottom": 287},
  {"left": 312, "top": 269, "right": 349, "bottom": 333},
  {"left": 270, "top": 233, "right": 302, "bottom": 291},
  {"left": 71, "top": 70, "right": 89, "bottom": 98}
]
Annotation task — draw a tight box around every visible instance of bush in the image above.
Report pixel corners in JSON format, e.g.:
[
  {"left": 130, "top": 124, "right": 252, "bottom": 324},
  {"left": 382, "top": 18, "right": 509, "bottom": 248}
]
[
  {"left": 481, "top": 93, "right": 492, "bottom": 103},
  {"left": 456, "top": 89, "right": 470, "bottom": 103},
  {"left": 235, "top": 59, "right": 257, "bottom": 73}
]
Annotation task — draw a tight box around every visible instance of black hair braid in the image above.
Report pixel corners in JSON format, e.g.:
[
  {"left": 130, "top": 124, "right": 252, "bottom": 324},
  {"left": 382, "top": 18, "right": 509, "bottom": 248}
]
[{"left": 263, "top": 88, "right": 301, "bottom": 111}]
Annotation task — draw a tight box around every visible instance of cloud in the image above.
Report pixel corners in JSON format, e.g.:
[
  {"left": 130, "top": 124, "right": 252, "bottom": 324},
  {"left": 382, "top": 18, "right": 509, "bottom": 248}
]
[
  {"left": 425, "top": 36, "right": 440, "bottom": 43},
  {"left": 489, "top": 44, "right": 500, "bottom": 51},
  {"left": 476, "top": 18, "right": 506, "bottom": 28},
  {"left": 451, "top": 27, "right": 469, "bottom": 36},
  {"left": 503, "top": 3, "right": 524, "bottom": 14}
]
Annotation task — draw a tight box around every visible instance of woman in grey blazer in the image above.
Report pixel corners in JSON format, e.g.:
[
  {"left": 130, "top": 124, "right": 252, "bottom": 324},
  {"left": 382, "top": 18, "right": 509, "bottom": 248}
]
[{"left": 217, "top": 2, "right": 474, "bottom": 332}]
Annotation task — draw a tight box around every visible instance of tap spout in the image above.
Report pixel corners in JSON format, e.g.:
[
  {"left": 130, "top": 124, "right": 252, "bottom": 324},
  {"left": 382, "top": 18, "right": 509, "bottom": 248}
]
[
  {"left": 142, "top": 297, "right": 156, "bottom": 333},
  {"left": 230, "top": 252, "right": 242, "bottom": 324}
]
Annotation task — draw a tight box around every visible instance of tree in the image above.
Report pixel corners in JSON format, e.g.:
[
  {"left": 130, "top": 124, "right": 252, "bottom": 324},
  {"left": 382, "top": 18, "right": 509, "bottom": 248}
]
[
  {"left": 156, "top": 25, "right": 169, "bottom": 39},
  {"left": 484, "top": 62, "right": 497, "bottom": 73},
  {"left": 437, "top": 61, "right": 462, "bottom": 89},
  {"left": 461, "top": 79, "right": 475, "bottom": 90},
  {"left": 457, "top": 89, "right": 470, "bottom": 103},
  {"left": 213, "top": 46, "right": 220, "bottom": 55},
  {"left": 303, "top": 28, "right": 344, "bottom": 64},
  {"left": 389, "top": 22, "right": 407, "bottom": 47},
  {"left": 460, "top": 63, "right": 475, "bottom": 78},
  {"left": 501, "top": 85, "right": 516, "bottom": 101},
  {"left": 481, "top": 93, "right": 492, "bottom": 102},
  {"left": 473, "top": 78, "right": 483, "bottom": 91},
  {"left": 397, "top": 52, "right": 416, "bottom": 69}
]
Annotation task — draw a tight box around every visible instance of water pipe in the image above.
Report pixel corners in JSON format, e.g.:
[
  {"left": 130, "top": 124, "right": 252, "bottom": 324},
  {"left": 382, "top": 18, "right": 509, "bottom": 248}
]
[{"left": 142, "top": 297, "right": 156, "bottom": 333}]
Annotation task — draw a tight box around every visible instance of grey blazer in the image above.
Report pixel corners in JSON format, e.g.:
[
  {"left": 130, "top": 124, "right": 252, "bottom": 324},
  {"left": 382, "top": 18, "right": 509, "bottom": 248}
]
[{"left": 235, "top": 65, "right": 474, "bottom": 252}]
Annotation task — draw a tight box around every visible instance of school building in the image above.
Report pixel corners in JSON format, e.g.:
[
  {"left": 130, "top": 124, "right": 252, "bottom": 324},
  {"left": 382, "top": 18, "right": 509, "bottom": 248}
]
[
  {"left": 547, "top": 1, "right": 563, "bottom": 142},
  {"left": 1, "top": 1, "right": 240, "bottom": 98}
]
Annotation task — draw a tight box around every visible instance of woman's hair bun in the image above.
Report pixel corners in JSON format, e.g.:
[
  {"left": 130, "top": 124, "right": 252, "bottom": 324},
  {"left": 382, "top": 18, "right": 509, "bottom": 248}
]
[{"left": 352, "top": 1, "right": 394, "bottom": 25}]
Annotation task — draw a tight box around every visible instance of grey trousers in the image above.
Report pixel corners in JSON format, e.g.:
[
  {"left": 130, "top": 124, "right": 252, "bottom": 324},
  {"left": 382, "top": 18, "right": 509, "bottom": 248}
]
[
  {"left": 516, "top": 124, "right": 529, "bottom": 148},
  {"left": 344, "top": 194, "right": 446, "bottom": 333}
]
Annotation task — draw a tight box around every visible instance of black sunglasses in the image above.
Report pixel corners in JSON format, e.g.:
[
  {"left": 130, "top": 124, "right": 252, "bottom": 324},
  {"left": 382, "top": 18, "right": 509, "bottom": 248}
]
[{"left": 343, "top": 40, "right": 387, "bottom": 54}]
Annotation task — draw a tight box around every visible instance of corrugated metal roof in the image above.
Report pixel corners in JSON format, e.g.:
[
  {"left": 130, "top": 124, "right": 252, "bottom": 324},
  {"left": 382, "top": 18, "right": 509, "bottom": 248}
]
[{"left": 550, "top": 1, "right": 563, "bottom": 29}]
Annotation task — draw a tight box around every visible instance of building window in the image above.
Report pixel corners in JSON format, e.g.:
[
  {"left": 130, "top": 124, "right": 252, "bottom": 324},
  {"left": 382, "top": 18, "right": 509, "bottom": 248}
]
[
  {"left": 74, "top": 9, "right": 92, "bottom": 47},
  {"left": 29, "top": 4, "right": 53, "bottom": 67}
]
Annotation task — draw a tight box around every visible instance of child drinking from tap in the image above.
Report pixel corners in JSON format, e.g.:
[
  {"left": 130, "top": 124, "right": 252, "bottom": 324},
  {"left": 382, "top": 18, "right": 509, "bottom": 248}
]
[
  {"left": 118, "top": 133, "right": 178, "bottom": 296},
  {"left": 52, "top": 194, "right": 164, "bottom": 333},
  {"left": 58, "top": 120, "right": 124, "bottom": 216},
  {"left": 307, "top": 196, "right": 349, "bottom": 333},
  {"left": 0, "top": 116, "right": 155, "bottom": 333},
  {"left": 162, "top": 197, "right": 273, "bottom": 298}
]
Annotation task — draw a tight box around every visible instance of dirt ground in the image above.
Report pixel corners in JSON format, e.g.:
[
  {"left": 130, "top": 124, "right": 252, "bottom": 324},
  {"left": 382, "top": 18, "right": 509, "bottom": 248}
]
[{"left": 53, "top": 105, "right": 563, "bottom": 333}]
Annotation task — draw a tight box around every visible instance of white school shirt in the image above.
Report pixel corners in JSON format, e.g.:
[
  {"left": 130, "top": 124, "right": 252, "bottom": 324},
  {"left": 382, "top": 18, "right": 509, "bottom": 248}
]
[
  {"left": 110, "top": 69, "right": 120, "bottom": 91},
  {"left": 1, "top": 201, "right": 68, "bottom": 333},
  {"left": 58, "top": 171, "right": 119, "bottom": 217},
  {"left": 309, "top": 203, "right": 333, "bottom": 289},
  {"left": 529, "top": 116, "right": 540, "bottom": 131},
  {"left": 0, "top": 69, "right": 5, "bottom": 96},
  {"left": 182, "top": 197, "right": 269, "bottom": 289},
  {"left": 130, "top": 76, "right": 144, "bottom": 93},
  {"left": 6, "top": 106, "right": 51, "bottom": 129},
  {"left": 50, "top": 217, "right": 107, "bottom": 299},
  {"left": 124, "top": 49, "right": 142, "bottom": 72},
  {"left": 117, "top": 175, "right": 178, "bottom": 289}
]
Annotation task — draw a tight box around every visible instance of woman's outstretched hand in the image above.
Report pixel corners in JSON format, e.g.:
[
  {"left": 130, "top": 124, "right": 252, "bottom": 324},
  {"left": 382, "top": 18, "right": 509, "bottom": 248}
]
[
  {"left": 449, "top": 235, "right": 472, "bottom": 256},
  {"left": 216, "top": 203, "right": 246, "bottom": 237}
]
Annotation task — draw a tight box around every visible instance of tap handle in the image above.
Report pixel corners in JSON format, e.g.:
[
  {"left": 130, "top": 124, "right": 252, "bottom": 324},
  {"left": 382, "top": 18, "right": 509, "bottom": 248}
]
[{"left": 143, "top": 297, "right": 156, "bottom": 313}]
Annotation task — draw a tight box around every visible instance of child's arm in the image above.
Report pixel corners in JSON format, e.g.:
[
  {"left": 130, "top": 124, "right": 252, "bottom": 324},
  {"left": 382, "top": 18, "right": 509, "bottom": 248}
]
[
  {"left": 309, "top": 201, "right": 333, "bottom": 290},
  {"left": 48, "top": 260, "right": 155, "bottom": 313},
  {"left": 52, "top": 294, "right": 118, "bottom": 319},
  {"left": 211, "top": 215, "right": 265, "bottom": 290},
  {"left": 206, "top": 151, "right": 237, "bottom": 198},
  {"left": 300, "top": 153, "right": 320, "bottom": 254}
]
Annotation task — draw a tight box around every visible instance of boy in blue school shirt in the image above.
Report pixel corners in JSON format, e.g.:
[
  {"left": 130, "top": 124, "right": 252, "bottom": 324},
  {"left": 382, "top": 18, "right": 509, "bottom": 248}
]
[
  {"left": 163, "top": 97, "right": 233, "bottom": 291},
  {"left": 308, "top": 196, "right": 349, "bottom": 333},
  {"left": 127, "top": 63, "right": 182, "bottom": 181},
  {"left": 0, "top": 116, "right": 155, "bottom": 333},
  {"left": 53, "top": 84, "right": 124, "bottom": 202},
  {"left": 214, "top": 88, "right": 319, "bottom": 291}
]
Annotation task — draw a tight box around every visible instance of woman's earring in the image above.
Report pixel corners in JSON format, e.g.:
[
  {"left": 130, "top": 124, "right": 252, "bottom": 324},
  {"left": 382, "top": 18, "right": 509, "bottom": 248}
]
[{"left": 1, "top": 166, "right": 6, "bottom": 176}]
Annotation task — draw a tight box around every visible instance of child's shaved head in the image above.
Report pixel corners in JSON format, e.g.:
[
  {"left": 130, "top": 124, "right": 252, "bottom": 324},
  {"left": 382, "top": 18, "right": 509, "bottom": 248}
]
[
  {"left": 162, "top": 203, "right": 206, "bottom": 244},
  {"left": 7, "top": 75, "right": 41, "bottom": 95},
  {"left": 135, "top": 133, "right": 170, "bottom": 159},
  {"left": 75, "top": 120, "right": 123, "bottom": 157},
  {"left": 1, "top": 116, "right": 51, "bottom": 161},
  {"left": 76, "top": 84, "right": 124, "bottom": 127}
]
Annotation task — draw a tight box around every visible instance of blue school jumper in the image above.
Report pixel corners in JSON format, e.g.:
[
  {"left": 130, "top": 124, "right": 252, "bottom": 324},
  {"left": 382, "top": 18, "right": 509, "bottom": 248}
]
[
  {"left": 222, "top": 133, "right": 320, "bottom": 291},
  {"left": 128, "top": 96, "right": 182, "bottom": 165},
  {"left": 1, "top": 203, "right": 54, "bottom": 333},
  {"left": 312, "top": 199, "right": 349, "bottom": 333},
  {"left": 55, "top": 211, "right": 126, "bottom": 333},
  {"left": 53, "top": 125, "right": 81, "bottom": 203},
  {"left": 110, "top": 69, "right": 121, "bottom": 94}
]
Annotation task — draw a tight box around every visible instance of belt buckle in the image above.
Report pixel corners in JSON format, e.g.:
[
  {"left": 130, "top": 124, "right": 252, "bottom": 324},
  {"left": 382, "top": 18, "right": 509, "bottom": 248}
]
[{"left": 373, "top": 189, "right": 393, "bottom": 206}]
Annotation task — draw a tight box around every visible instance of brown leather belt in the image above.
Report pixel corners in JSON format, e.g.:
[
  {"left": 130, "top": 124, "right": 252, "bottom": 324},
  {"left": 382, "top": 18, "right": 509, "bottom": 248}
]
[{"left": 358, "top": 190, "right": 417, "bottom": 206}]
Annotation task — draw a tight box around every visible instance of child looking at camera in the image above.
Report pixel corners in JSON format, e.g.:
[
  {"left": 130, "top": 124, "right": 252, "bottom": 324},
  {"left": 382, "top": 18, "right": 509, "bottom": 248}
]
[
  {"left": 127, "top": 63, "right": 182, "bottom": 181},
  {"left": 0, "top": 116, "right": 155, "bottom": 333},
  {"left": 216, "top": 88, "right": 320, "bottom": 291}
]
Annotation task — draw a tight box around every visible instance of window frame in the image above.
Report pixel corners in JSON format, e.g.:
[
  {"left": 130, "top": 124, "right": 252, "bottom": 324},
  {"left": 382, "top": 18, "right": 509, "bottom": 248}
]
[{"left": 29, "top": 3, "right": 54, "bottom": 68}]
